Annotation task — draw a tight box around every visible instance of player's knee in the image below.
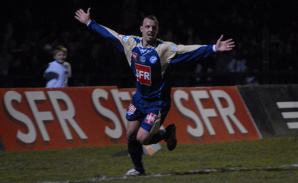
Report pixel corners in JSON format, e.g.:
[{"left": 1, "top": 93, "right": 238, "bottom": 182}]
[
  {"left": 126, "top": 130, "right": 136, "bottom": 140},
  {"left": 136, "top": 134, "right": 151, "bottom": 145},
  {"left": 126, "top": 120, "right": 141, "bottom": 139},
  {"left": 137, "top": 138, "right": 148, "bottom": 145}
]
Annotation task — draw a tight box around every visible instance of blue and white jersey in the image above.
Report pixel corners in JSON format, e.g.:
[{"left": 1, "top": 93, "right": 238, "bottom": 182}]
[
  {"left": 88, "top": 20, "right": 214, "bottom": 100},
  {"left": 44, "top": 61, "right": 72, "bottom": 88}
]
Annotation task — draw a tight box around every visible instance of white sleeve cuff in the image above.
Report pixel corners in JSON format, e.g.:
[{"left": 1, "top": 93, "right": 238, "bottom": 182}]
[
  {"left": 87, "top": 20, "right": 92, "bottom": 27},
  {"left": 212, "top": 45, "right": 216, "bottom": 52}
]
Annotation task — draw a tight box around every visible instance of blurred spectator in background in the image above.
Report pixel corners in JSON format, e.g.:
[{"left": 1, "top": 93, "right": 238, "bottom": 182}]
[
  {"left": 0, "top": 0, "right": 297, "bottom": 88},
  {"left": 43, "top": 45, "right": 72, "bottom": 88}
]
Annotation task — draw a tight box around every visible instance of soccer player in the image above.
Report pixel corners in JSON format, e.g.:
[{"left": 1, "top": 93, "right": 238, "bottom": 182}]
[
  {"left": 43, "top": 45, "right": 72, "bottom": 88},
  {"left": 75, "top": 8, "right": 235, "bottom": 176}
]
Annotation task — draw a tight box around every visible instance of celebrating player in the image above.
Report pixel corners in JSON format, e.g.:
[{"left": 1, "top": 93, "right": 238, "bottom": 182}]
[{"left": 75, "top": 8, "right": 235, "bottom": 176}]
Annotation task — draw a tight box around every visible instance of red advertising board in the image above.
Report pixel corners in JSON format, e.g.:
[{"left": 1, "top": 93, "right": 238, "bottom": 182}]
[
  {"left": 0, "top": 86, "right": 260, "bottom": 152},
  {"left": 169, "top": 87, "right": 260, "bottom": 144}
]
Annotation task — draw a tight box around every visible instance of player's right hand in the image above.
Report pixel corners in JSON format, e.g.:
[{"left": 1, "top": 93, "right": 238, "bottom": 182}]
[{"left": 75, "top": 8, "right": 91, "bottom": 25}]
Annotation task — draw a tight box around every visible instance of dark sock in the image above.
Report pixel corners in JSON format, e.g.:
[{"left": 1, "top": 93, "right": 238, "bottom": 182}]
[
  {"left": 148, "top": 129, "right": 165, "bottom": 144},
  {"left": 127, "top": 138, "right": 144, "bottom": 173}
]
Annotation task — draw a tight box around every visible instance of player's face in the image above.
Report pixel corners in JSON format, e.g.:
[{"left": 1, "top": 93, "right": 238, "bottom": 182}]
[
  {"left": 140, "top": 18, "right": 159, "bottom": 47},
  {"left": 54, "top": 51, "right": 67, "bottom": 63}
]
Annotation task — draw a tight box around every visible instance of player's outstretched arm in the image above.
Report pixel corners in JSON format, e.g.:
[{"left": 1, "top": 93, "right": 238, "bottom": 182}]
[
  {"left": 215, "top": 35, "right": 235, "bottom": 52},
  {"left": 75, "top": 8, "right": 91, "bottom": 25}
]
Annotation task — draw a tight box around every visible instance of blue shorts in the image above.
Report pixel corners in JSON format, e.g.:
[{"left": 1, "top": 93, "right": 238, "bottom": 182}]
[{"left": 126, "top": 94, "right": 171, "bottom": 133}]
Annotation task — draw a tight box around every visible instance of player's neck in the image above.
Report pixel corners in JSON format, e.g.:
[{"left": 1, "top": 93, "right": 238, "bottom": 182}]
[
  {"left": 142, "top": 40, "right": 155, "bottom": 48},
  {"left": 142, "top": 41, "right": 150, "bottom": 48}
]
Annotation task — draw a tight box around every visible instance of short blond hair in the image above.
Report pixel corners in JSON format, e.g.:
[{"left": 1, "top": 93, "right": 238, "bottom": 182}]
[{"left": 53, "top": 45, "right": 67, "bottom": 56}]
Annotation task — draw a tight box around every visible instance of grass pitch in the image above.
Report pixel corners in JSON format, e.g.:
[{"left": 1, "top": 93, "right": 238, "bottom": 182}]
[{"left": 0, "top": 137, "right": 297, "bottom": 183}]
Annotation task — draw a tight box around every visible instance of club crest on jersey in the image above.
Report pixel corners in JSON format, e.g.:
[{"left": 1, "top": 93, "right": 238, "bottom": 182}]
[
  {"left": 135, "top": 63, "right": 151, "bottom": 86},
  {"left": 145, "top": 113, "right": 157, "bottom": 125},
  {"left": 171, "top": 43, "right": 178, "bottom": 51},
  {"left": 133, "top": 52, "right": 137, "bottom": 61},
  {"left": 122, "top": 36, "right": 129, "bottom": 42},
  {"left": 149, "top": 56, "right": 157, "bottom": 64},
  {"left": 140, "top": 56, "right": 146, "bottom": 62},
  {"left": 127, "top": 104, "right": 136, "bottom": 115}
]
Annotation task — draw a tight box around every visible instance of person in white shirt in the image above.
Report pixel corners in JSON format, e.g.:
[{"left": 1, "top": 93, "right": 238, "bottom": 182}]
[{"left": 43, "top": 45, "right": 72, "bottom": 88}]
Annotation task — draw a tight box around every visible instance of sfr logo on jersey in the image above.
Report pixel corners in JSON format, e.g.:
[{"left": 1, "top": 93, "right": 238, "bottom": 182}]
[
  {"left": 145, "top": 113, "right": 157, "bottom": 125},
  {"left": 135, "top": 63, "right": 151, "bottom": 86}
]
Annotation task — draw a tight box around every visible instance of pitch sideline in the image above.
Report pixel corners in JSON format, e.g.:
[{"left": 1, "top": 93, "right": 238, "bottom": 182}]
[{"left": 39, "top": 164, "right": 298, "bottom": 183}]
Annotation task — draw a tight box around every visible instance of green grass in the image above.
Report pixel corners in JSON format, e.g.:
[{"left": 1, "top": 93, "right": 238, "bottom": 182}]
[{"left": 0, "top": 137, "right": 297, "bottom": 183}]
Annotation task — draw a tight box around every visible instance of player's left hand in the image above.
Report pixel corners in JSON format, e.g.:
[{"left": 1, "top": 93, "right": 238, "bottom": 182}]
[{"left": 215, "top": 35, "right": 235, "bottom": 51}]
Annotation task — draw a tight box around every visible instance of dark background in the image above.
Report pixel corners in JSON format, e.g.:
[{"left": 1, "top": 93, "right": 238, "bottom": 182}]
[{"left": 0, "top": 0, "right": 297, "bottom": 88}]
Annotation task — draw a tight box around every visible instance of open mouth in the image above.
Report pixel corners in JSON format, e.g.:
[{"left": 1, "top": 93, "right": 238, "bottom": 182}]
[{"left": 148, "top": 34, "right": 154, "bottom": 39}]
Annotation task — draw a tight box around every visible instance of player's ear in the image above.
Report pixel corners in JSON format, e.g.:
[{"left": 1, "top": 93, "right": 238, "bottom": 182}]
[{"left": 140, "top": 25, "right": 143, "bottom": 33}]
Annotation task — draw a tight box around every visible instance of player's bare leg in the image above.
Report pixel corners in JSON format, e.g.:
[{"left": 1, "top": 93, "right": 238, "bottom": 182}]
[
  {"left": 136, "top": 127, "right": 153, "bottom": 145},
  {"left": 125, "top": 117, "right": 177, "bottom": 176}
]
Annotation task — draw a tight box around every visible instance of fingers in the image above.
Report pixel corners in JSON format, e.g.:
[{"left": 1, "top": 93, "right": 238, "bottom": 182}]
[
  {"left": 226, "top": 41, "right": 235, "bottom": 46},
  {"left": 74, "top": 14, "right": 80, "bottom": 20},
  {"left": 74, "top": 8, "right": 90, "bottom": 23},
  {"left": 76, "top": 9, "right": 85, "bottom": 16},
  {"left": 75, "top": 9, "right": 82, "bottom": 19},
  {"left": 226, "top": 46, "right": 235, "bottom": 50},
  {"left": 215, "top": 34, "right": 235, "bottom": 52},
  {"left": 74, "top": 10, "right": 82, "bottom": 20},
  {"left": 225, "top": 38, "right": 233, "bottom": 43},
  {"left": 218, "top": 34, "right": 224, "bottom": 41},
  {"left": 225, "top": 41, "right": 235, "bottom": 51},
  {"left": 218, "top": 34, "right": 234, "bottom": 43},
  {"left": 75, "top": 8, "right": 88, "bottom": 16},
  {"left": 223, "top": 38, "right": 235, "bottom": 49},
  {"left": 75, "top": 11, "right": 80, "bottom": 18}
]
